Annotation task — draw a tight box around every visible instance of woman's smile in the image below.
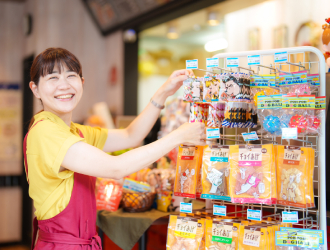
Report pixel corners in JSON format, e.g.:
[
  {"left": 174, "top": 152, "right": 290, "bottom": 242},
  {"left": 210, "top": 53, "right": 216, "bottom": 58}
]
[{"left": 55, "top": 94, "right": 75, "bottom": 101}]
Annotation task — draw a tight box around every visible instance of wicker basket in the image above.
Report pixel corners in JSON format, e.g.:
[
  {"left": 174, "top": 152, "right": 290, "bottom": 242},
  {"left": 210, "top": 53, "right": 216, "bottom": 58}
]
[{"left": 121, "top": 191, "right": 156, "bottom": 212}]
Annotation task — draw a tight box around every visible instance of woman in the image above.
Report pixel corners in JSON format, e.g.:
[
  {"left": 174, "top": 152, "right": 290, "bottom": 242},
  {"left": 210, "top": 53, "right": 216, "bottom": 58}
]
[{"left": 24, "top": 48, "right": 206, "bottom": 249}]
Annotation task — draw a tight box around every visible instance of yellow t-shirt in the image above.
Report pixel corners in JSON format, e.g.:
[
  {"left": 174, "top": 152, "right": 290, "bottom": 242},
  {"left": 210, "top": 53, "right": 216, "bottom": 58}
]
[{"left": 25, "top": 111, "right": 108, "bottom": 220}]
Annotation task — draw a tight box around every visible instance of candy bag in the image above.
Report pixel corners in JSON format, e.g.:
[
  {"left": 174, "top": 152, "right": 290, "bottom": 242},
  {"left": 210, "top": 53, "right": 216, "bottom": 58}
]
[
  {"left": 207, "top": 102, "right": 225, "bottom": 128},
  {"left": 281, "top": 95, "right": 315, "bottom": 136},
  {"left": 257, "top": 95, "right": 283, "bottom": 136},
  {"left": 229, "top": 144, "right": 274, "bottom": 205},
  {"left": 174, "top": 145, "right": 203, "bottom": 198},
  {"left": 166, "top": 215, "right": 205, "bottom": 250},
  {"left": 205, "top": 220, "right": 240, "bottom": 250},
  {"left": 201, "top": 145, "right": 231, "bottom": 201}
]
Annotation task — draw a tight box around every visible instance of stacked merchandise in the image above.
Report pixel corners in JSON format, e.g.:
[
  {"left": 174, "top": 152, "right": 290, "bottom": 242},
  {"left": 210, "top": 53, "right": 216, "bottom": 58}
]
[{"left": 166, "top": 212, "right": 325, "bottom": 250}]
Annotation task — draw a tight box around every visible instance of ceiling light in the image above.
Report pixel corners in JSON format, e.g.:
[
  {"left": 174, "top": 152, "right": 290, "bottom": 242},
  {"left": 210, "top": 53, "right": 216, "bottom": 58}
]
[
  {"left": 208, "top": 11, "right": 219, "bottom": 26},
  {"left": 204, "top": 38, "right": 228, "bottom": 52},
  {"left": 167, "top": 26, "right": 179, "bottom": 39}
]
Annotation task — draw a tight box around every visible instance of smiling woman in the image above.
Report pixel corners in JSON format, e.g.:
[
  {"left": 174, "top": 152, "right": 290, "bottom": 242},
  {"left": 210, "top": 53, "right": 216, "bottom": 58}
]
[{"left": 24, "top": 47, "right": 206, "bottom": 249}]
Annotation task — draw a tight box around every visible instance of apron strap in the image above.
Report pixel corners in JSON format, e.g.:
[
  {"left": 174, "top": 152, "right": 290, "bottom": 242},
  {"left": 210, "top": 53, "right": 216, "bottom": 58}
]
[
  {"left": 38, "top": 230, "right": 101, "bottom": 249},
  {"left": 31, "top": 217, "right": 38, "bottom": 250}
]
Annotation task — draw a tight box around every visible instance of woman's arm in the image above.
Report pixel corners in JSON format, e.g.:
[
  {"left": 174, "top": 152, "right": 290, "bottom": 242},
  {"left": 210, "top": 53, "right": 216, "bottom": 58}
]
[
  {"left": 62, "top": 122, "right": 205, "bottom": 179},
  {"left": 102, "top": 69, "right": 194, "bottom": 152}
]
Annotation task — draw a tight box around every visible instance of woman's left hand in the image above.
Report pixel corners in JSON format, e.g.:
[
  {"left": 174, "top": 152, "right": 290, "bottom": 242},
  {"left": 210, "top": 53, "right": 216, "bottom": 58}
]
[{"left": 160, "top": 69, "right": 195, "bottom": 97}]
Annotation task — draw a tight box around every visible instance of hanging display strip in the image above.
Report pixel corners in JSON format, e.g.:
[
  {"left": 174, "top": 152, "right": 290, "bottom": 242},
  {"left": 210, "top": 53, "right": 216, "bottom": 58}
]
[{"left": 172, "top": 46, "right": 327, "bottom": 250}]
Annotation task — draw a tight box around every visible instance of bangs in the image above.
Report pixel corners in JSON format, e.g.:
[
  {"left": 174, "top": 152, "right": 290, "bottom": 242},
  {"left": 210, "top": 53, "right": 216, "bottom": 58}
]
[{"left": 39, "top": 49, "right": 82, "bottom": 78}]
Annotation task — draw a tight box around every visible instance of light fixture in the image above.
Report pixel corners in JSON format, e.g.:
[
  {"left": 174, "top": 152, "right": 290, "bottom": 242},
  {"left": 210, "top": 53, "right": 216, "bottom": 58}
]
[
  {"left": 208, "top": 11, "right": 219, "bottom": 26},
  {"left": 204, "top": 38, "right": 228, "bottom": 52},
  {"left": 167, "top": 25, "right": 179, "bottom": 39}
]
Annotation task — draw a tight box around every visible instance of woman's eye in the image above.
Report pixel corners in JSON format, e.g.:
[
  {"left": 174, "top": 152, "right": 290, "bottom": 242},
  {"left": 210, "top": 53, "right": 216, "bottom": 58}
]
[
  {"left": 68, "top": 74, "right": 76, "bottom": 77},
  {"left": 50, "top": 76, "right": 58, "bottom": 80}
]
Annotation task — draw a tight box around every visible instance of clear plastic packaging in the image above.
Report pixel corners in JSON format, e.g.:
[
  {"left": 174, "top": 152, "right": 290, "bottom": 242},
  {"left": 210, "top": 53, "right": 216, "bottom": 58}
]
[
  {"left": 207, "top": 102, "right": 225, "bottom": 128},
  {"left": 222, "top": 101, "right": 248, "bottom": 128},
  {"left": 204, "top": 76, "right": 220, "bottom": 102},
  {"left": 257, "top": 95, "right": 283, "bottom": 137},
  {"left": 166, "top": 215, "right": 205, "bottom": 250},
  {"left": 278, "top": 71, "right": 310, "bottom": 96},
  {"left": 201, "top": 145, "right": 230, "bottom": 201},
  {"left": 229, "top": 144, "right": 274, "bottom": 205},
  {"left": 250, "top": 74, "right": 279, "bottom": 106},
  {"left": 306, "top": 96, "right": 325, "bottom": 135}
]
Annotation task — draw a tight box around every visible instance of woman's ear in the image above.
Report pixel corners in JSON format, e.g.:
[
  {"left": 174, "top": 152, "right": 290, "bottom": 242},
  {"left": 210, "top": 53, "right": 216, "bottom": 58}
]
[
  {"left": 81, "top": 77, "right": 85, "bottom": 86},
  {"left": 29, "top": 81, "right": 41, "bottom": 99}
]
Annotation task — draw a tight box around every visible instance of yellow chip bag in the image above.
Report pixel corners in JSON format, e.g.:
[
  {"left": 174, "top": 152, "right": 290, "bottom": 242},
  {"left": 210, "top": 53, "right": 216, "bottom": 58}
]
[{"left": 239, "top": 226, "right": 268, "bottom": 250}]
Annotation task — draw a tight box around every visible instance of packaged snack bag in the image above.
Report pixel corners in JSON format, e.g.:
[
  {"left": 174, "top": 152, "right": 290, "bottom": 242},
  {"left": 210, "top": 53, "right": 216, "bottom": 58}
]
[
  {"left": 229, "top": 144, "right": 274, "bottom": 204},
  {"left": 207, "top": 103, "right": 225, "bottom": 128},
  {"left": 166, "top": 215, "right": 205, "bottom": 250},
  {"left": 196, "top": 146, "right": 204, "bottom": 198},
  {"left": 222, "top": 101, "right": 248, "bottom": 128},
  {"left": 174, "top": 145, "right": 202, "bottom": 198},
  {"left": 192, "top": 79, "right": 203, "bottom": 102},
  {"left": 276, "top": 146, "right": 312, "bottom": 208},
  {"left": 278, "top": 71, "right": 310, "bottom": 95},
  {"left": 250, "top": 74, "right": 279, "bottom": 106},
  {"left": 307, "top": 96, "right": 325, "bottom": 135},
  {"left": 183, "top": 77, "right": 194, "bottom": 102},
  {"left": 96, "top": 179, "right": 123, "bottom": 212},
  {"left": 239, "top": 226, "right": 268, "bottom": 250},
  {"left": 205, "top": 219, "right": 240, "bottom": 250},
  {"left": 201, "top": 145, "right": 231, "bottom": 201}
]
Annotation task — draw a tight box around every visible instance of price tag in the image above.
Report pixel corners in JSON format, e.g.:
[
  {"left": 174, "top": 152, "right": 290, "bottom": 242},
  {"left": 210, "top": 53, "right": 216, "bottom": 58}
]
[
  {"left": 180, "top": 202, "right": 192, "bottom": 213},
  {"left": 226, "top": 57, "right": 239, "bottom": 67},
  {"left": 282, "top": 211, "right": 298, "bottom": 223},
  {"left": 241, "top": 131, "right": 259, "bottom": 141},
  {"left": 206, "top": 58, "right": 219, "bottom": 68},
  {"left": 274, "top": 51, "right": 288, "bottom": 63},
  {"left": 247, "top": 209, "right": 262, "bottom": 221},
  {"left": 213, "top": 205, "right": 226, "bottom": 216},
  {"left": 206, "top": 128, "right": 220, "bottom": 139},
  {"left": 247, "top": 55, "right": 261, "bottom": 65},
  {"left": 282, "top": 128, "right": 298, "bottom": 139},
  {"left": 186, "top": 59, "right": 198, "bottom": 69}
]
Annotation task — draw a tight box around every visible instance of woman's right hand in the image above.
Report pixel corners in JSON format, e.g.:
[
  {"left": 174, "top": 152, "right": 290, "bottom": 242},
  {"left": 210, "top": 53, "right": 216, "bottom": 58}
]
[{"left": 173, "top": 122, "right": 206, "bottom": 146}]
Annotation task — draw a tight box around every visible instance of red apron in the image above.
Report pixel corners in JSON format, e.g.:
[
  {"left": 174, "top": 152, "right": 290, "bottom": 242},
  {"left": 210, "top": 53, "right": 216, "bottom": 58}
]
[{"left": 23, "top": 121, "right": 102, "bottom": 250}]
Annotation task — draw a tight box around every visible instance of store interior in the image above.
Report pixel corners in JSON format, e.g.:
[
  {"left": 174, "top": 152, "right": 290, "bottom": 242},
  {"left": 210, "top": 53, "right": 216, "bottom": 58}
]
[{"left": 0, "top": 0, "right": 330, "bottom": 249}]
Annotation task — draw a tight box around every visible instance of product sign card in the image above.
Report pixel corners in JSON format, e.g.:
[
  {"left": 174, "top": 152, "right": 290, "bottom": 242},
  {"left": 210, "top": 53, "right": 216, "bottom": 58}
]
[
  {"left": 276, "top": 231, "right": 319, "bottom": 249},
  {"left": 180, "top": 202, "right": 193, "bottom": 213},
  {"left": 210, "top": 146, "right": 229, "bottom": 162},
  {"left": 213, "top": 204, "right": 227, "bottom": 216},
  {"left": 243, "top": 227, "right": 261, "bottom": 247},
  {"left": 247, "top": 209, "right": 262, "bottom": 221},
  {"left": 280, "top": 228, "right": 325, "bottom": 246},
  {"left": 283, "top": 146, "right": 301, "bottom": 165},
  {"left": 186, "top": 59, "right": 198, "bottom": 69},
  {"left": 247, "top": 55, "right": 261, "bottom": 65},
  {"left": 241, "top": 131, "right": 259, "bottom": 141},
  {"left": 307, "top": 74, "right": 320, "bottom": 86},
  {"left": 274, "top": 51, "right": 288, "bottom": 62},
  {"left": 257, "top": 95, "right": 282, "bottom": 109},
  {"left": 226, "top": 57, "right": 239, "bottom": 67},
  {"left": 174, "top": 217, "right": 198, "bottom": 239},
  {"left": 239, "top": 145, "right": 262, "bottom": 167},
  {"left": 282, "top": 95, "right": 315, "bottom": 109},
  {"left": 251, "top": 74, "right": 276, "bottom": 88},
  {"left": 315, "top": 96, "right": 326, "bottom": 109},
  {"left": 278, "top": 71, "right": 308, "bottom": 86},
  {"left": 206, "top": 128, "right": 220, "bottom": 139},
  {"left": 282, "top": 211, "right": 298, "bottom": 223},
  {"left": 206, "top": 58, "right": 219, "bottom": 68},
  {"left": 281, "top": 128, "right": 298, "bottom": 140},
  {"left": 212, "top": 222, "right": 233, "bottom": 244}
]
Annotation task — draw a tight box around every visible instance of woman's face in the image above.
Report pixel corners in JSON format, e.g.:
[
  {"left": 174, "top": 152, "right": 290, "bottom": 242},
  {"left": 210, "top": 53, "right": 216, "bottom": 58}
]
[{"left": 31, "top": 64, "right": 84, "bottom": 116}]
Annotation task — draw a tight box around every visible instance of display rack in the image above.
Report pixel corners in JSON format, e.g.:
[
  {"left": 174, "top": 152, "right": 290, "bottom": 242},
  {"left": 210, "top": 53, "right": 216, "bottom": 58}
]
[{"left": 202, "top": 46, "right": 328, "bottom": 246}]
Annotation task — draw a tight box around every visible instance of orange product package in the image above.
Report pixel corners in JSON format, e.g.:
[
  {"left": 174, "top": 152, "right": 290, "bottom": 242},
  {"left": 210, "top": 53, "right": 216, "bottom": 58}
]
[
  {"left": 201, "top": 145, "right": 231, "bottom": 201},
  {"left": 229, "top": 144, "right": 274, "bottom": 204},
  {"left": 195, "top": 146, "right": 205, "bottom": 198},
  {"left": 238, "top": 225, "right": 268, "bottom": 250},
  {"left": 174, "top": 145, "right": 203, "bottom": 198},
  {"left": 96, "top": 178, "right": 123, "bottom": 212},
  {"left": 166, "top": 215, "right": 204, "bottom": 250},
  {"left": 276, "top": 145, "right": 312, "bottom": 208}
]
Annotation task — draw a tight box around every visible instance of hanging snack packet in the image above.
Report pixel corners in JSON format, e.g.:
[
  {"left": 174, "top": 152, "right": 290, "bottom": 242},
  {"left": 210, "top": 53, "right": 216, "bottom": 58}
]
[
  {"left": 174, "top": 145, "right": 203, "bottom": 198},
  {"left": 275, "top": 230, "right": 320, "bottom": 250},
  {"left": 196, "top": 146, "right": 204, "bottom": 198},
  {"left": 207, "top": 103, "right": 225, "bottom": 128},
  {"left": 280, "top": 227, "right": 324, "bottom": 249},
  {"left": 229, "top": 144, "right": 274, "bottom": 204},
  {"left": 257, "top": 95, "right": 283, "bottom": 136},
  {"left": 189, "top": 103, "right": 204, "bottom": 123},
  {"left": 201, "top": 145, "right": 231, "bottom": 201},
  {"left": 183, "top": 77, "right": 194, "bottom": 102},
  {"left": 250, "top": 74, "right": 278, "bottom": 106},
  {"left": 222, "top": 102, "right": 248, "bottom": 128},
  {"left": 307, "top": 96, "right": 325, "bottom": 135},
  {"left": 281, "top": 95, "right": 315, "bottom": 136},
  {"left": 308, "top": 73, "right": 320, "bottom": 95},
  {"left": 239, "top": 225, "right": 268, "bottom": 250},
  {"left": 220, "top": 73, "right": 242, "bottom": 101},
  {"left": 245, "top": 103, "right": 258, "bottom": 128},
  {"left": 166, "top": 215, "right": 205, "bottom": 250},
  {"left": 205, "top": 220, "right": 240, "bottom": 250},
  {"left": 278, "top": 71, "right": 310, "bottom": 95},
  {"left": 203, "top": 77, "right": 213, "bottom": 102},
  {"left": 192, "top": 79, "right": 203, "bottom": 102},
  {"left": 276, "top": 145, "right": 313, "bottom": 208}
]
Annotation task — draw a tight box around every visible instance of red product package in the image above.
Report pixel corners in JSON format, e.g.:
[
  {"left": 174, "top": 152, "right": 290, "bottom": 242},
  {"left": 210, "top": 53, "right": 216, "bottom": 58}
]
[{"left": 96, "top": 179, "right": 123, "bottom": 212}]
